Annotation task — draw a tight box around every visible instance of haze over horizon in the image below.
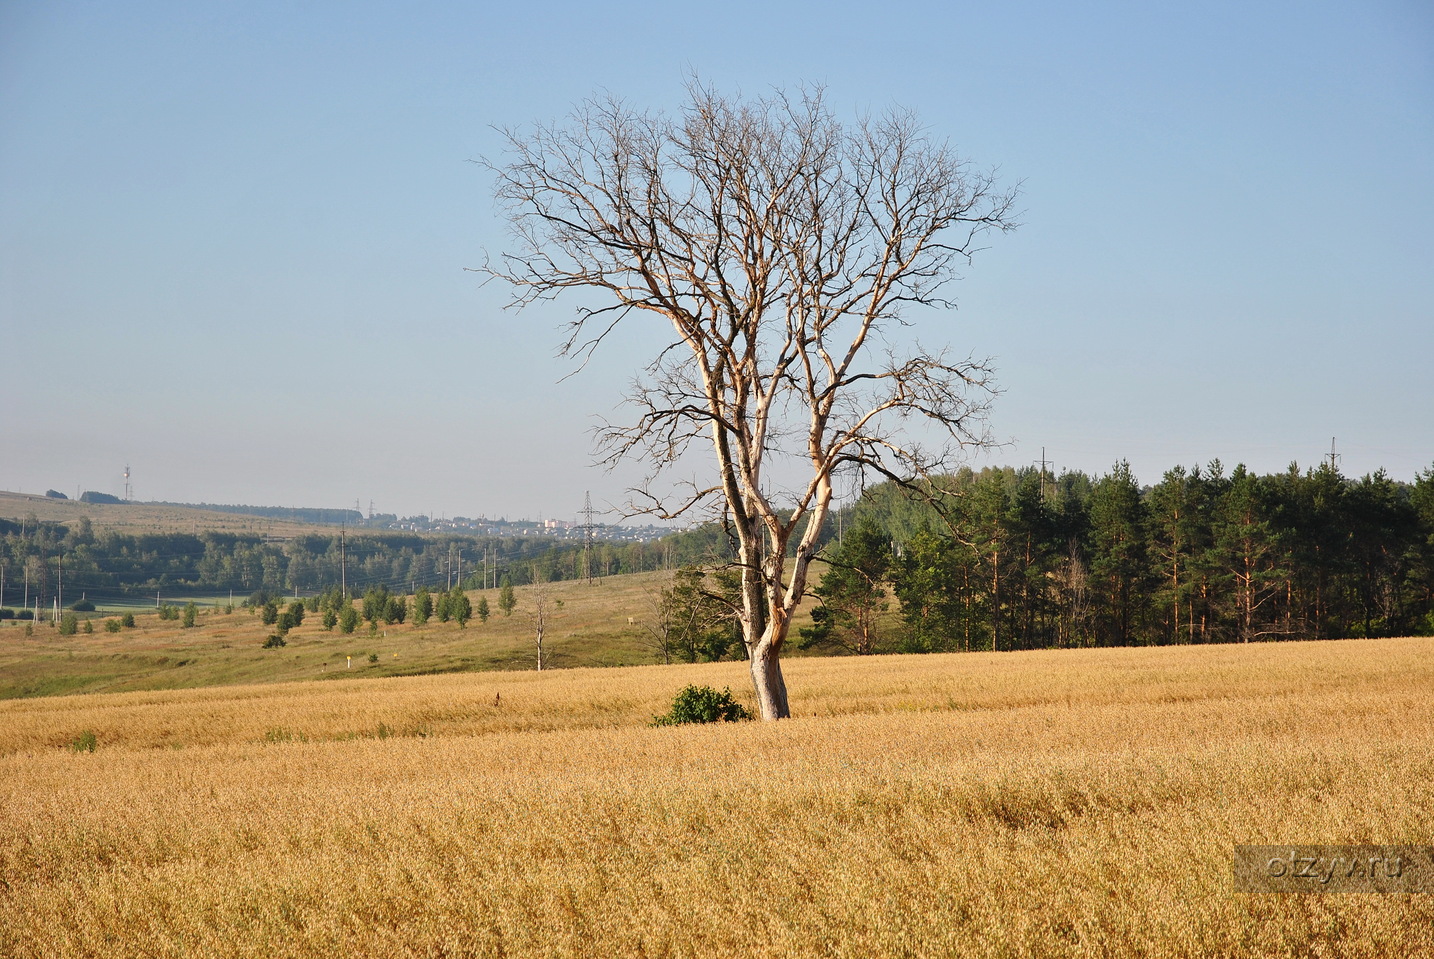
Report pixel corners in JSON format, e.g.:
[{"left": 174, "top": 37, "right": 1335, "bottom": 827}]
[{"left": 3, "top": 1, "right": 1430, "bottom": 521}]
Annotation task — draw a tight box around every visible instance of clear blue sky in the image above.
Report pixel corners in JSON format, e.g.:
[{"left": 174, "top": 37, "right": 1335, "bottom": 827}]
[{"left": 2, "top": 0, "right": 1430, "bottom": 522}]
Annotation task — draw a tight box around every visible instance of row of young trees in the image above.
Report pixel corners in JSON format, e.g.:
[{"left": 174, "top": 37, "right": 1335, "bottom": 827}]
[
  {"left": 245, "top": 583, "right": 495, "bottom": 636},
  {"left": 802, "top": 461, "right": 1434, "bottom": 653}
]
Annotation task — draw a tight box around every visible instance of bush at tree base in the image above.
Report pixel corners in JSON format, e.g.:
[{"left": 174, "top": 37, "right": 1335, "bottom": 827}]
[{"left": 650, "top": 685, "right": 752, "bottom": 726}]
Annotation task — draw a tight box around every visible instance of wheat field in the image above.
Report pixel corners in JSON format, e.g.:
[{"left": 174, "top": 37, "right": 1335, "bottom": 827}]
[{"left": 3, "top": 638, "right": 1432, "bottom": 957}]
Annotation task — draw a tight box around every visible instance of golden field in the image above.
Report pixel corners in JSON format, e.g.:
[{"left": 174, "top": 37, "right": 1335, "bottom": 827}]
[{"left": 2, "top": 638, "right": 1432, "bottom": 957}]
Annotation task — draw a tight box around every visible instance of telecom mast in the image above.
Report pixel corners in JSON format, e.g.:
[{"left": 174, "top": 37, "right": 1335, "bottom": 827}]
[{"left": 123, "top": 465, "right": 132, "bottom": 502}]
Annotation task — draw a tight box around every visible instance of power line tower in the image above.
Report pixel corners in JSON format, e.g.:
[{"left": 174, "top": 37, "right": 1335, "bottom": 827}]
[
  {"left": 1033, "top": 447, "right": 1054, "bottom": 503},
  {"left": 579, "top": 491, "right": 597, "bottom": 582},
  {"left": 1326, "top": 437, "right": 1341, "bottom": 472},
  {"left": 123, "top": 464, "right": 132, "bottom": 503}
]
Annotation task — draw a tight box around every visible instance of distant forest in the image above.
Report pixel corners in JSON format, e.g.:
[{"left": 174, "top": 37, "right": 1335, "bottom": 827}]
[
  {"left": 827, "top": 460, "right": 1434, "bottom": 651},
  {"left": 4, "top": 460, "right": 1433, "bottom": 649}
]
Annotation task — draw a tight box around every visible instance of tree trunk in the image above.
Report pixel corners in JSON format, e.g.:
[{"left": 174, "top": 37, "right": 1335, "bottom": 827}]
[{"left": 749, "top": 636, "right": 791, "bottom": 719}]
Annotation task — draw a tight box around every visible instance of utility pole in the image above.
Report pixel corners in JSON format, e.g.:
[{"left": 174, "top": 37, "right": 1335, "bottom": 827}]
[
  {"left": 340, "top": 527, "right": 347, "bottom": 599},
  {"left": 57, "top": 553, "right": 63, "bottom": 613},
  {"left": 1327, "top": 437, "right": 1341, "bottom": 472}
]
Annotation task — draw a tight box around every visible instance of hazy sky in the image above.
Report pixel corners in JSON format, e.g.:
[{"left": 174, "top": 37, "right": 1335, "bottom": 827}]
[{"left": 2, "top": 1, "right": 1431, "bottom": 522}]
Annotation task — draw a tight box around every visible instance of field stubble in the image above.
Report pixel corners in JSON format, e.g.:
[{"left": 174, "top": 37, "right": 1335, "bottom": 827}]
[{"left": 2, "top": 639, "right": 1432, "bottom": 957}]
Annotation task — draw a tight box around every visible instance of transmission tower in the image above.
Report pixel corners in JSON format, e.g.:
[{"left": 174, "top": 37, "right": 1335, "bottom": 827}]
[
  {"left": 580, "top": 491, "right": 597, "bottom": 582},
  {"left": 1033, "top": 447, "right": 1054, "bottom": 503},
  {"left": 123, "top": 465, "right": 132, "bottom": 503}
]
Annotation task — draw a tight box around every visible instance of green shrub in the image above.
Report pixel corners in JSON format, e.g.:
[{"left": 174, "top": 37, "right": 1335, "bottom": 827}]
[
  {"left": 368, "top": 652, "right": 379, "bottom": 663},
  {"left": 69, "top": 599, "right": 96, "bottom": 612},
  {"left": 651, "top": 685, "right": 753, "bottom": 726},
  {"left": 82, "top": 619, "right": 94, "bottom": 634},
  {"left": 120, "top": 612, "right": 136, "bottom": 628},
  {"left": 339, "top": 606, "right": 360, "bottom": 634},
  {"left": 70, "top": 730, "right": 97, "bottom": 753},
  {"left": 383, "top": 596, "right": 406, "bottom": 625},
  {"left": 58, "top": 612, "right": 79, "bottom": 636},
  {"left": 105, "top": 619, "right": 122, "bottom": 633},
  {"left": 262, "top": 634, "right": 287, "bottom": 649},
  {"left": 182, "top": 602, "right": 198, "bottom": 628}
]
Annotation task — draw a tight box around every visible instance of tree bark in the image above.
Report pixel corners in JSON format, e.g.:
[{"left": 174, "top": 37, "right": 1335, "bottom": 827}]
[{"left": 749, "top": 635, "right": 791, "bottom": 719}]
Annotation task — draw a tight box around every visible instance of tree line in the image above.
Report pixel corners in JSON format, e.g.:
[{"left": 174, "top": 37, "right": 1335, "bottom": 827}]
[
  {"left": 0, "top": 514, "right": 747, "bottom": 612},
  {"left": 802, "top": 461, "right": 1434, "bottom": 654}
]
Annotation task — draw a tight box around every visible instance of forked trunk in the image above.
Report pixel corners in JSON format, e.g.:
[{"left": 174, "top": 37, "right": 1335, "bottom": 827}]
[{"left": 749, "top": 636, "right": 791, "bottom": 720}]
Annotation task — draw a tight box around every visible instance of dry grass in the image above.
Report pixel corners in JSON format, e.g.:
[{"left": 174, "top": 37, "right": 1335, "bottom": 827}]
[
  {"left": 0, "top": 490, "right": 334, "bottom": 537},
  {"left": 2, "top": 638, "right": 1432, "bottom": 957}
]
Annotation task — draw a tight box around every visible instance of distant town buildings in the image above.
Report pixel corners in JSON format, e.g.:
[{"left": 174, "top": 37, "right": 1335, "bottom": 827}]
[{"left": 377, "top": 514, "right": 669, "bottom": 543}]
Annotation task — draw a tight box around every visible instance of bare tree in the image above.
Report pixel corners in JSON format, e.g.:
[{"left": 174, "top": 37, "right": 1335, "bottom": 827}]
[
  {"left": 484, "top": 81, "right": 1018, "bottom": 718},
  {"left": 527, "top": 571, "right": 562, "bottom": 671}
]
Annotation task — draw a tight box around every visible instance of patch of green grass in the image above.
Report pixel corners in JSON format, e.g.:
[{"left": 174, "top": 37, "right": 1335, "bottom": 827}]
[{"left": 0, "top": 568, "right": 823, "bottom": 701}]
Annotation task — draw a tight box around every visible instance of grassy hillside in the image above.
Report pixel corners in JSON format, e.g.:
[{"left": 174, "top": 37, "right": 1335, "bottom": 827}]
[
  {"left": 0, "top": 489, "right": 339, "bottom": 537},
  {"left": 0, "top": 569, "right": 830, "bottom": 699},
  {"left": 2, "top": 637, "right": 1430, "bottom": 957}
]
